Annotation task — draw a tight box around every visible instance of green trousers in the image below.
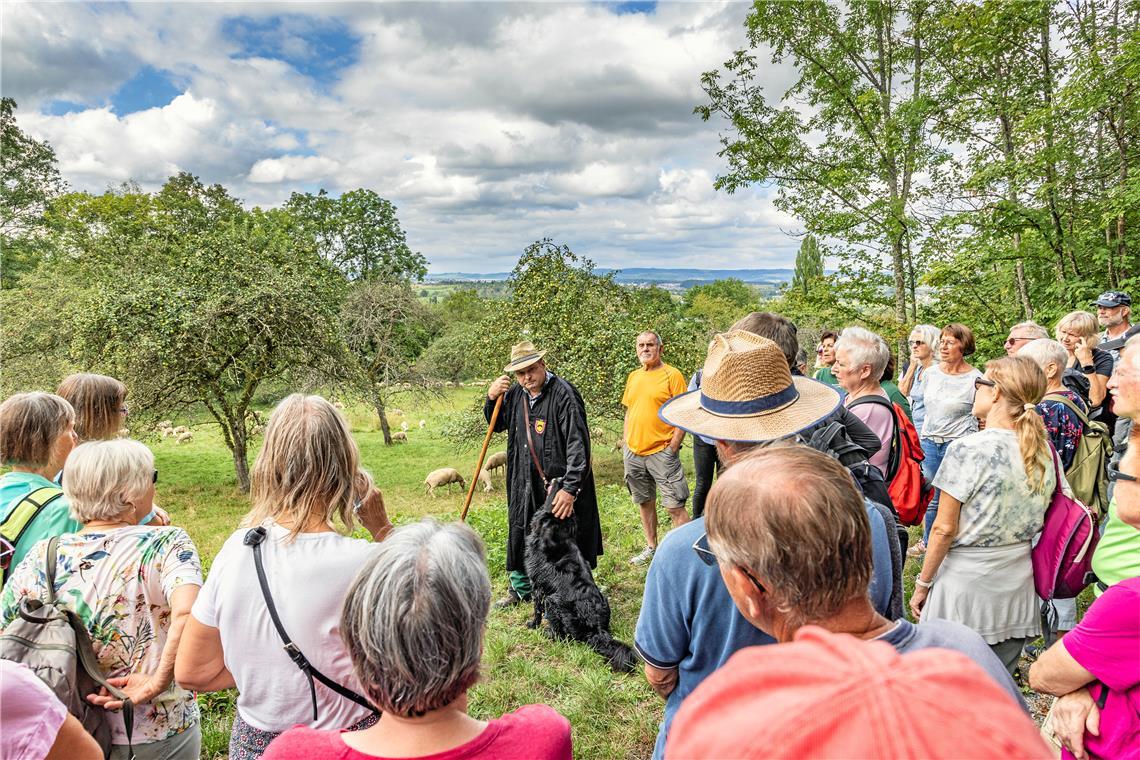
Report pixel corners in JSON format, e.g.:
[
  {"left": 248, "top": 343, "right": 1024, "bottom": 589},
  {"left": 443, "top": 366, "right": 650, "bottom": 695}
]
[{"left": 509, "top": 570, "right": 532, "bottom": 598}]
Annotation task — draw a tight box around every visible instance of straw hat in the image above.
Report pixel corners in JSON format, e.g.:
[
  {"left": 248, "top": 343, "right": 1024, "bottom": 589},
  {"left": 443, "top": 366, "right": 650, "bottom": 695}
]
[
  {"left": 659, "top": 330, "right": 840, "bottom": 443},
  {"left": 503, "top": 341, "right": 548, "bottom": 373}
]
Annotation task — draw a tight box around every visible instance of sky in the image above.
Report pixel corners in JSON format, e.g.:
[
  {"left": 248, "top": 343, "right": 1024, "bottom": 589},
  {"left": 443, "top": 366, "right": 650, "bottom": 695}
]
[{"left": 1, "top": 1, "right": 806, "bottom": 274}]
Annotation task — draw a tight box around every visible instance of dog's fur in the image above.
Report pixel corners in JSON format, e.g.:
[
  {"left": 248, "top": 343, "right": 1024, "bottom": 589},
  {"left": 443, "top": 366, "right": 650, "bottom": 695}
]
[{"left": 524, "top": 479, "right": 638, "bottom": 673}]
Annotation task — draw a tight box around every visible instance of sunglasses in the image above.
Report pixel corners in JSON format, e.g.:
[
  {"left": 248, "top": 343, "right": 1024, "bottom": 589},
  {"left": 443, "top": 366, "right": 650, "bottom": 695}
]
[
  {"left": 908, "top": 340, "right": 925, "bottom": 346},
  {"left": 1004, "top": 336, "right": 1033, "bottom": 347},
  {"left": 153, "top": 469, "right": 159, "bottom": 484},
  {"left": 974, "top": 377, "right": 996, "bottom": 391},
  {"left": 692, "top": 533, "right": 766, "bottom": 594},
  {"left": 1108, "top": 462, "right": 1138, "bottom": 483}
]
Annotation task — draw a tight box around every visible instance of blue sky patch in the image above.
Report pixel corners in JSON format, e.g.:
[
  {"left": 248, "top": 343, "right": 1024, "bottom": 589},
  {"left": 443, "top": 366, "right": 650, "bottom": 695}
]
[
  {"left": 44, "top": 99, "right": 89, "bottom": 116},
  {"left": 110, "top": 66, "right": 183, "bottom": 114},
  {"left": 222, "top": 14, "right": 360, "bottom": 87},
  {"left": 609, "top": 1, "right": 657, "bottom": 15}
]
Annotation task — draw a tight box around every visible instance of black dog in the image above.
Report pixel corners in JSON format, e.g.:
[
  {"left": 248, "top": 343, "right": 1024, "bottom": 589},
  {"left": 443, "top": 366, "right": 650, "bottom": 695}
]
[{"left": 524, "top": 479, "right": 638, "bottom": 673}]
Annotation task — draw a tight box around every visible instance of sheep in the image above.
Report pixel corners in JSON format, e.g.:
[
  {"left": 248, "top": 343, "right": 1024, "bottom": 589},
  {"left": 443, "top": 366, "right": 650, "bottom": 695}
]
[
  {"left": 418, "top": 419, "right": 426, "bottom": 429},
  {"left": 424, "top": 468, "right": 465, "bottom": 497},
  {"left": 484, "top": 451, "right": 507, "bottom": 471},
  {"left": 392, "top": 431, "right": 408, "bottom": 442},
  {"left": 176, "top": 431, "right": 193, "bottom": 444},
  {"left": 172, "top": 426, "right": 189, "bottom": 436},
  {"left": 478, "top": 469, "right": 494, "bottom": 493},
  {"left": 158, "top": 420, "right": 173, "bottom": 429},
  {"left": 161, "top": 428, "right": 175, "bottom": 438},
  {"left": 400, "top": 421, "right": 409, "bottom": 432}
]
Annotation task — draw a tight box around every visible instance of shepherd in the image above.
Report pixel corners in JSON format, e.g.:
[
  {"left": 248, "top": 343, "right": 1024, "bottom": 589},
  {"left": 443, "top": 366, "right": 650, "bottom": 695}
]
[{"left": 485, "top": 341, "right": 603, "bottom": 610}]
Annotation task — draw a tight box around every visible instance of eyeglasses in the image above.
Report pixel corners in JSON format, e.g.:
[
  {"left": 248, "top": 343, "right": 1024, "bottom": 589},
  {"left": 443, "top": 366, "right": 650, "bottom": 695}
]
[
  {"left": 1004, "top": 336, "right": 1032, "bottom": 347},
  {"left": 692, "top": 533, "right": 766, "bottom": 594},
  {"left": 153, "top": 469, "right": 159, "bottom": 484},
  {"left": 908, "top": 340, "right": 925, "bottom": 346},
  {"left": 974, "top": 377, "right": 996, "bottom": 391},
  {"left": 1108, "top": 462, "right": 1137, "bottom": 483}
]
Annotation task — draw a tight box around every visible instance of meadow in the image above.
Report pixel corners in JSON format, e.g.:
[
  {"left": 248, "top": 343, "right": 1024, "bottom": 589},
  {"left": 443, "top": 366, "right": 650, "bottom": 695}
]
[{"left": 155, "top": 387, "right": 665, "bottom": 759}]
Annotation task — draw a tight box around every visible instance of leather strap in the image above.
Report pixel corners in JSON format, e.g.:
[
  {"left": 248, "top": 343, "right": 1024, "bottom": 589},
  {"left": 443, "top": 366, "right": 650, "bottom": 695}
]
[
  {"left": 244, "top": 528, "right": 377, "bottom": 720},
  {"left": 521, "top": 395, "right": 549, "bottom": 488}
]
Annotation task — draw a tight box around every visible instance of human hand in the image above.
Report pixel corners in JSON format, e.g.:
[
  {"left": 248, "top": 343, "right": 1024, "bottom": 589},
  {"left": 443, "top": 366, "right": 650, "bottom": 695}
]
[
  {"left": 909, "top": 585, "right": 928, "bottom": 620},
  {"left": 488, "top": 375, "right": 512, "bottom": 401},
  {"left": 357, "top": 487, "right": 392, "bottom": 540},
  {"left": 551, "top": 489, "right": 576, "bottom": 519},
  {"left": 87, "top": 672, "right": 168, "bottom": 710},
  {"left": 1051, "top": 688, "right": 1099, "bottom": 760},
  {"left": 148, "top": 506, "right": 171, "bottom": 527},
  {"left": 1076, "top": 337, "right": 1096, "bottom": 364}
]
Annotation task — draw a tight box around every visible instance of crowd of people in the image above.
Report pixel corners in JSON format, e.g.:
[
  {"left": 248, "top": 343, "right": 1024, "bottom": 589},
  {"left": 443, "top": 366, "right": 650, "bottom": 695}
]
[{"left": 1, "top": 290, "right": 1138, "bottom": 760}]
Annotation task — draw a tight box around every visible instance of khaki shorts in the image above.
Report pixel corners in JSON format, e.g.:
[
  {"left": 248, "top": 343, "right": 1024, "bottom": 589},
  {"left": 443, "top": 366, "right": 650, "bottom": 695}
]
[{"left": 624, "top": 447, "right": 689, "bottom": 509}]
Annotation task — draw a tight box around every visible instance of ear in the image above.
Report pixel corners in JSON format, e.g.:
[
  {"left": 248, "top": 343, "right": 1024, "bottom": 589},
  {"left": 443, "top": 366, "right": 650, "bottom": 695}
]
[{"left": 722, "top": 564, "right": 764, "bottom": 617}]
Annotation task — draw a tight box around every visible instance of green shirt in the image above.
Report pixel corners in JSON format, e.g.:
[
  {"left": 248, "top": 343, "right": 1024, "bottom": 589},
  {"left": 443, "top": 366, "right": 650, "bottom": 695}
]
[
  {"left": 0, "top": 471, "right": 81, "bottom": 573},
  {"left": 813, "top": 366, "right": 838, "bottom": 386},
  {"left": 880, "top": 381, "right": 913, "bottom": 420},
  {"left": 1092, "top": 497, "right": 1140, "bottom": 590}
]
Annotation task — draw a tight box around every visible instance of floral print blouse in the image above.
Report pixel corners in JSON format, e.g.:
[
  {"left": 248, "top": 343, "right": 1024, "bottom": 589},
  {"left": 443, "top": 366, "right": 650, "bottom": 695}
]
[
  {"left": 1037, "top": 389, "right": 1087, "bottom": 471},
  {"left": 0, "top": 526, "right": 203, "bottom": 744}
]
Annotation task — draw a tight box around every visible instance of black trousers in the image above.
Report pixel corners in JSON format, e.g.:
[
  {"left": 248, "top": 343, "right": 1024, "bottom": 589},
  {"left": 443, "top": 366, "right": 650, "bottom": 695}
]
[{"left": 692, "top": 436, "right": 722, "bottom": 519}]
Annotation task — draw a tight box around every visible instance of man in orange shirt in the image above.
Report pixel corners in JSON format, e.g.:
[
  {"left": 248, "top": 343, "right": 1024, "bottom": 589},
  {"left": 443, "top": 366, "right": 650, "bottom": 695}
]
[{"left": 623, "top": 331, "right": 689, "bottom": 565}]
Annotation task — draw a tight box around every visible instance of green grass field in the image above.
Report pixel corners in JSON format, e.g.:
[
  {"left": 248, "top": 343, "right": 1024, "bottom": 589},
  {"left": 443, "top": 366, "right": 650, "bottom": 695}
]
[{"left": 155, "top": 387, "right": 662, "bottom": 759}]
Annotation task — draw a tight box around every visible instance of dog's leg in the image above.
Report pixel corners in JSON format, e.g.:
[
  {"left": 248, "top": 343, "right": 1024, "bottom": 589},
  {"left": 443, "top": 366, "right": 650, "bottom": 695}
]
[{"left": 526, "top": 591, "right": 543, "bottom": 630}]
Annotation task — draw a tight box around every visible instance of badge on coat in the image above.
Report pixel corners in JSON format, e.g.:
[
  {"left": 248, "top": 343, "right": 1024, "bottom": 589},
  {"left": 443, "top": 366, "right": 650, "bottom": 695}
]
[{"left": 534, "top": 418, "right": 546, "bottom": 435}]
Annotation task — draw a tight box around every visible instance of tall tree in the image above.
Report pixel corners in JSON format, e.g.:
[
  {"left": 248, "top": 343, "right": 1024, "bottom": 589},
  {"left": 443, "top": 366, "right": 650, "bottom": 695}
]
[
  {"left": 790, "top": 234, "right": 824, "bottom": 296},
  {"left": 697, "top": 0, "right": 941, "bottom": 328}
]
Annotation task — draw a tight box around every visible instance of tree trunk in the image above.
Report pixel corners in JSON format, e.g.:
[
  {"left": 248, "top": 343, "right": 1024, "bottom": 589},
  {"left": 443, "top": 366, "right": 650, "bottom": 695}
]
[
  {"left": 373, "top": 393, "right": 393, "bottom": 445},
  {"left": 1014, "top": 253, "right": 1033, "bottom": 318},
  {"left": 230, "top": 428, "right": 251, "bottom": 492}
]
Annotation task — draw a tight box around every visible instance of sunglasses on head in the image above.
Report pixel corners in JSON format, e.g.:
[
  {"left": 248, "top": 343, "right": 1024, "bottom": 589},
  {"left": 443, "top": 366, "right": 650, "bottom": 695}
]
[{"left": 692, "top": 533, "right": 766, "bottom": 594}]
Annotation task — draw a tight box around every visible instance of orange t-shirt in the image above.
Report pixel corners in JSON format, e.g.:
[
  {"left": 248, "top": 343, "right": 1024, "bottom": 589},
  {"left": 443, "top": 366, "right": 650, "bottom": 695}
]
[{"left": 622, "top": 362, "right": 687, "bottom": 456}]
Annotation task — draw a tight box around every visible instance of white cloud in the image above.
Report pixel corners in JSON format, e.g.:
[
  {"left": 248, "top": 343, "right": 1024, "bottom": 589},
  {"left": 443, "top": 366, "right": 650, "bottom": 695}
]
[{"left": 2, "top": 2, "right": 806, "bottom": 271}]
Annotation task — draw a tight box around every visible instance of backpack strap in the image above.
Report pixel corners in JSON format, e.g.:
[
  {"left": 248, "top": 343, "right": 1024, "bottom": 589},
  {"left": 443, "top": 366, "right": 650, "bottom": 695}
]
[
  {"left": 847, "top": 395, "right": 902, "bottom": 480},
  {"left": 46, "top": 537, "right": 136, "bottom": 759},
  {"left": 2, "top": 488, "right": 65, "bottom": 570},
  {"left": 243, "top": 528, "right": 377, "bottom": 720},
  {"left": 1043, "top": 393, "right": 1091, "bottom": 429}
]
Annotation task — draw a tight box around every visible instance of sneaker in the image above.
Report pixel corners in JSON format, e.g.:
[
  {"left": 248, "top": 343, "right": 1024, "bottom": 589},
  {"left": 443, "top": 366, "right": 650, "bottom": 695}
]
[
  {"left": 906, "top": 540, "right": 927, "bottom": 558},
  {"left": 493, "top": 588, "right": 529, "bottom": 609},
  {"left": 630, "top": 546, "right": 656, "bottom": 566}
]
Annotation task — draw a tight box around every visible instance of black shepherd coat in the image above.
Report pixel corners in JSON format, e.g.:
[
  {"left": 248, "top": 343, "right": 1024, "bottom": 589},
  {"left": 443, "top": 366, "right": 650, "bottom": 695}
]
[{"left": 484, "top": 375, "right": 602, "bottom": 572}]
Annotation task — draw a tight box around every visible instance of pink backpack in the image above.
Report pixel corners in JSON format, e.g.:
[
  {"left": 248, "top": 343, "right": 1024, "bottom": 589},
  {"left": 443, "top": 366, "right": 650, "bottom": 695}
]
[{"left": 1032, "top": 448, "right": 1100, "bottom": 600}]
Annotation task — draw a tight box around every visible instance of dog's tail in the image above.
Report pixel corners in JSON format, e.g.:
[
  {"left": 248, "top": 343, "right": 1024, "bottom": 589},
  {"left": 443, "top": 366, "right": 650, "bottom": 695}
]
[{"left": 588, "top": 632, "right": 639, "bottom": 673}]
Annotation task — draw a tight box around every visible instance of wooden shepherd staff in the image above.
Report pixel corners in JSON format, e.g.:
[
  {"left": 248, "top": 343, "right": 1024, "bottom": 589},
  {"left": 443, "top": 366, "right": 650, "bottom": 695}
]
[{"left": 461, "top": 393, "right": 503, "bottom": 522}]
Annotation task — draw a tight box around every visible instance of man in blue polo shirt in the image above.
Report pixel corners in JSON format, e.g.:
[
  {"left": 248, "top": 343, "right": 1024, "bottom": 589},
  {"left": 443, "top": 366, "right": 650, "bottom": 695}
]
[{"left": 635, "top": 331, "right": 904, "bottom": 758}]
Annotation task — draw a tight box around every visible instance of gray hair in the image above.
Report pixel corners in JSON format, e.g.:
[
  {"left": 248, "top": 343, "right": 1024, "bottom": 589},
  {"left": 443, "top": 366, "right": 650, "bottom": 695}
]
[
  {"left": 0, "top": 393, "right": 75, "bottom": 468},
  {"left": 835, "top": 326, "right": 889, "bottom": 379},
  {"left": 637, "top": 330, "right": 663, "bottom": 346},
  {"left": 909, "top": 324, "right": 941, "bottom": 351},
  {"left": 1010, "top": 321, "right": 1050, "bottom": 340},
  {"left": 340, "top": 519, "right": 491, "bottom": 717},
  {"left": 63, "top": 439, "right": 153, "bottom": 523},
  {"left": 1019, "top": 339, "right": 1069, "bottom": 379}
]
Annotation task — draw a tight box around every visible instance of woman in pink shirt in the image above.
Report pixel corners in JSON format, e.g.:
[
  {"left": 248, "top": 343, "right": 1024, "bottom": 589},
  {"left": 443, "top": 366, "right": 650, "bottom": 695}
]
[
  {"left": 263, "top": 519, "right": 571, "bottom": 760},
  {"left": 834, "top": 326, "right": 896, "bottom": 478}
]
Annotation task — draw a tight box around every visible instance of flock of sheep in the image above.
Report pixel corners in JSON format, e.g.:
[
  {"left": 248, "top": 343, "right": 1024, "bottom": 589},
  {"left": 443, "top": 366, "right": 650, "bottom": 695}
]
[
  {"left": 424, "top": 450, "right": 506, "bottom": 497},
  {"left": 156, "top": 420, "right": 194, "bottom": 444}
]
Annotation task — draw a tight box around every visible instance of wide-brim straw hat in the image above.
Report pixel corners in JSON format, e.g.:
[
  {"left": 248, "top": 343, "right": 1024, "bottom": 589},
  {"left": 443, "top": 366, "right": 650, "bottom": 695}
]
[
  {"left": 659, "top": 330, "right": 841, "bottom": 443},
  {"left": 503, "top": 340, "right": 548, "bottom": 373}
]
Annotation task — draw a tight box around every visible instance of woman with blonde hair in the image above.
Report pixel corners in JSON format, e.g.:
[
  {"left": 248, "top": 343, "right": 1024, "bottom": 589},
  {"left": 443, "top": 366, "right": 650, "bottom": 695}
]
[
  {"left": 898, "top": 323, "right": 941, "bottom": 434},
  {"left": 56, "top": 373, "right": 128, "bottom": 442},
  {"left": 175, "top": 394, "right": 394, "bottom": 760},
  {"left": 910, "top": 356, "right": 1055, "bottom": 675},
  {"left": 1055, "top": 310, "right": 1112, "bottom": 408}
]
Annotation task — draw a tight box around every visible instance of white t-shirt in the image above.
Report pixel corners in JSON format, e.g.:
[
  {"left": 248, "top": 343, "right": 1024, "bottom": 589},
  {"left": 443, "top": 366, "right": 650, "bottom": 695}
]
[
  {"left": 191, "top": 523, "right": 378, "bottom": 732},
  {"left": 920, "top": 365, "right": 983, "bottom": 442}
]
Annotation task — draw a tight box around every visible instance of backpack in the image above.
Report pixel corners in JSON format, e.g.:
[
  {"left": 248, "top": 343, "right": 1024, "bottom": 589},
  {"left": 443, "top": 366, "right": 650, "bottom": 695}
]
[
  {"left": 1033, "top": 448, "right": 1099, "bottom": 605},
  {"left": 1, "top": 486, "right": 64, "bottom": 584},
  {"left": 1042, "top": 393, "right": 1111, "bottom": 515},
  {"left": 0, "top": 536, "right": 133, "bottom": 758},
  {"left": 1060, "top": 368, "right": 1092, "bottom": 409},
  {"left": 848, "top": 395, "right": 934, "bottom": 526},
  {"left": 803, "top": 420, "right": 893, "bottom": 510}
]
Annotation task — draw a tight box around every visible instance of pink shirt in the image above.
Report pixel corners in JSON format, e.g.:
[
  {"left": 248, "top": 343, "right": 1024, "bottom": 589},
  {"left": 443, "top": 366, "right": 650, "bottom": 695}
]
[
  {"left": 847, "top": 392, "right": 895, "bottom": 476},
  {"left": 262, "top": 705, "right": 571, "bottom": 760},
  {"left": 1, "top": 660, "right": 68, "bottom": 760},
  {"left": 1061, "top": 577, "right": 1140, "bottom": 759}
]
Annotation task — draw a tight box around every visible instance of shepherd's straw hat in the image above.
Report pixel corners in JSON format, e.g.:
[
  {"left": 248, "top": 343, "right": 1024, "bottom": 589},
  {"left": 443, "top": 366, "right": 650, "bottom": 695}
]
[
  {"left": 659, "top": 330, "right": 840, "bottom": 443},
  {"left": 503, "top": 341, "right": 548, "bottom": 373}
]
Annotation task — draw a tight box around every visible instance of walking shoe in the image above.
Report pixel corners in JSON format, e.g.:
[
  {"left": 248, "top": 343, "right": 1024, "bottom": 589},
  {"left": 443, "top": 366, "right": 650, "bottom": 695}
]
[
  {"left": 630, "top": 546, "right": 656, "bottom": 566},
  {"left": 906, "top": 540, "right": 927, "bottom": 558},
  {"left": 493, "top": 588, "right": 529, "bottom": 609}
]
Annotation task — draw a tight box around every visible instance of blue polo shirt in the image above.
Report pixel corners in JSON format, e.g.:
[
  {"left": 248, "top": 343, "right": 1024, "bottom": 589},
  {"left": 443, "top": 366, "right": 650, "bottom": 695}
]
[
  {"left": 634, "top": 506, "right": 897, "bottom": 759},
  {"left": 0, "top": 472, "right": 79, "bottom": 574}
]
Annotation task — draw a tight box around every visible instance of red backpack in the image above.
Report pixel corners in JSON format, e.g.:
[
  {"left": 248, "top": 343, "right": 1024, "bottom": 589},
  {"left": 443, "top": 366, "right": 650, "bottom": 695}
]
[{"left": 848, "top": 396, "right": 934, "bottom": 526}]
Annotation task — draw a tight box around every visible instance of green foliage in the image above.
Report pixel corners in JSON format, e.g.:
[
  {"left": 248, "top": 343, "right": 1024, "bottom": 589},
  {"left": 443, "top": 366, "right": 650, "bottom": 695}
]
[
  {"left": 790, "top": 234, "right": 824, "bottom": 296},
  {"left": 681, "top": 277, "right": 759, "bottom": 332},
  {"left": 286, "top": 188, "right": 427, "bottom": 282}
]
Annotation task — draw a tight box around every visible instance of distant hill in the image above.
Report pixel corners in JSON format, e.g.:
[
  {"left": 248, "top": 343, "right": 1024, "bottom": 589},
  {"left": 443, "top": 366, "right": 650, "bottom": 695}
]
[{"left": 426, "top": 267, "right": 799, "bottom": 286}]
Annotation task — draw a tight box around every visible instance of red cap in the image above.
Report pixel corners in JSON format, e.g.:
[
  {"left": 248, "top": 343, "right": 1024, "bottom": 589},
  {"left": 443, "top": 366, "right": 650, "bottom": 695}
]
[{"left": 666, "top": 626, "right": 1052, "bottom": 759}]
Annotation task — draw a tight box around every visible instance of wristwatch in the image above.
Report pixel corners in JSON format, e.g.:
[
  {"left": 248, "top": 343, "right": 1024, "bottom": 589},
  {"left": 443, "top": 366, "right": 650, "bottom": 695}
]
[{"left": 1081, "top": 364, "right": 1096, "bottom": 374}]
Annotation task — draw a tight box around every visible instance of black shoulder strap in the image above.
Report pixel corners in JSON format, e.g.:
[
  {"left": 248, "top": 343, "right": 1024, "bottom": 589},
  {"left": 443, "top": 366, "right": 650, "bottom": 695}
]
[
  {"left": 244, "top": 528, "right": 377, "bottom": 720},
  {"left": 846, "top": 396, "right": 902, "bottom": 480},
  {"left": 47, "top": 537, "right": 136, "bottom": 758},
  {"left": 520, "top": 396, "right": 549, "bottom": 488},
  {"left": 1100, "top": 324, "right": 1140, "bottom": 353}
]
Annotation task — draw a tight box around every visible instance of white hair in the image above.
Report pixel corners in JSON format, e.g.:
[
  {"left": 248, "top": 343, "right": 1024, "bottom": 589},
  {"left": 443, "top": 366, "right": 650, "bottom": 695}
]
[
  {"left": 836, "top": 326, "right": 889, "bottom": 379},
  {"left": 909, "top": 324, "right": 941, "bottom": 351},
  {"left": 63, "top": 439, "right": 153, "bottom": 523},
  {"left": 1019, "top": 339, "right": 1069, "bottom": 379},
  {"left": 1010, "top": 321, "right": 1050, "bottom": 340},
  {"left": 340, "top": 519, "right": 491, "bottom": 717}
]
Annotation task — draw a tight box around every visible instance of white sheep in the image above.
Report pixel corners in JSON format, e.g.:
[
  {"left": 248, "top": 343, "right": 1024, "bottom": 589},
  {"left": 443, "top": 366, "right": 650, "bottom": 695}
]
[
  {"left": 400, "top": 421, "right": 409, "bottom": 432},
  {"left": 478, "top": 469, "right": 494, "bottom": 493},
  {"left": 423, "top": 468, "right": 465, "bottom": 497},
  {"left": 484, "top": 451, "right": 507, "bottom": 471},
  {"left": 176, "top": 431, "right": 193, "bottom": 444},
  {"left": 172, "top": 425, "right": 189, "bottom": 436},
  {"left": 392, "top": 431, "right": 408, "bottom": 442},
  {"left": 161, "top": 428, "right": 175, "bottom": 438},
  {"left": 419, "top": 419, "right": 426, "bottom": 429}
]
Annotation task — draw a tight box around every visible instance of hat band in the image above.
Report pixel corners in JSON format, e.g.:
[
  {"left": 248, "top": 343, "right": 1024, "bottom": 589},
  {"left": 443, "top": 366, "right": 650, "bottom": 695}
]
[
  {"left": 700, "top": 384, "right": 799, "bottom": 416},
  {"left": 509, "top": 352, "right": 543, "bottom": 366}
]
